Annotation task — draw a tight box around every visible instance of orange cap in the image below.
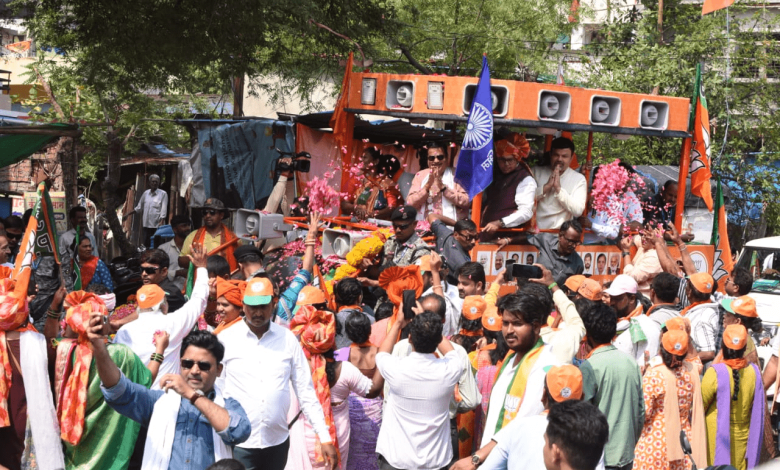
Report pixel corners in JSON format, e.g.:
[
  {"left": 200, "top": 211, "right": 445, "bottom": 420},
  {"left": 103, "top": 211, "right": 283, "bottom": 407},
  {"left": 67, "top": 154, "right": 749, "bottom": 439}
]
[
  {"left": 136, "top": 285, "right": 166, "bottom": 309},
  {"left": 723, "top": 324, "right": 748, "bottom": 350},
  {"left": 663, "top": 316, "right": 691, "bottom": 334},
  {"left": 564, "top": 275, "right": 586, "bottom": 293},
  {"left": 418, "top": 255, "right": 432, "bottom": 273},
  {"left": 482, "top": 306, "right": 502, "bottom": 331},
  {"left": 722, "top": 295, "right": 758, "bottom": 319},
  {"left": 462, "top": 296, "right": 487, "bottom": 321},
  {"left": 687, "top": 272, "right": 715, "bottom": 294},
  {"left": 662, "top": 330, "right": 689, "bottom": 355},
  {"left": 545, "top": 365, "right": 583, "bottom": 402},
  {"left": 577, "top": 279, "right": 603, "bottom": 301},
  {"left": 296, "top": 285, "right": 328, "bottom": 306},
  {"left": 244, "top": 277, "right": 275, "bottom": 306}
]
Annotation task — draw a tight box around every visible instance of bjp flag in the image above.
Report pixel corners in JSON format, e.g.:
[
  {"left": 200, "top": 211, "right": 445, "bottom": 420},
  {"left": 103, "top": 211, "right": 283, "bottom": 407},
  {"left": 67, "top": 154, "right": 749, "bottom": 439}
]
[
  {"left": 702, "top": 0, "right": 733, "bottom": 15},
  {"left": 690, "top": 64, "right": 713, "bottom": 211},
  {"left": 710, "top": 177, "right": 733, "bottom": 283}
]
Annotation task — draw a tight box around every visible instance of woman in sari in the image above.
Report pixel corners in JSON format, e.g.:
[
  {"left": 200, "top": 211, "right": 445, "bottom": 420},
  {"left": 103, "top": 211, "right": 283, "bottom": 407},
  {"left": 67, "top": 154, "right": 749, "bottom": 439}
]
[
  {"left": 340, "top": 147, "right": 402, "bottom": 221},
  {"left": 336, "top": 311, "right": 385, "bottom": 470},
  {"left": 74, "top": 236, "right": 113, "bottom": 291},
  {"left": 634, "top": 330, "right": 706, "bottom": 470},
  {"left": 702, "top": 324, "right": 765, "bottom": 470}
]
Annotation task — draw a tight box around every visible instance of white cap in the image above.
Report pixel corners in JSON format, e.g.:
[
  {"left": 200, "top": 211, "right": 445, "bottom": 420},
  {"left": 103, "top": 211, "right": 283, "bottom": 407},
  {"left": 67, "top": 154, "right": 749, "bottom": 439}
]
[{"left": 604, "top": 274, "right": 638, "bottom": 296}]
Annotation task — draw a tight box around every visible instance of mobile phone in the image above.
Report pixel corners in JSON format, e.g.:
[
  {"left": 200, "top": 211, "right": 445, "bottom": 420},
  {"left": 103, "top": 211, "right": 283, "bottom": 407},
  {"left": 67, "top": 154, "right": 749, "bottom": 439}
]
[
  {"left": 512, "top": 263, "right": 543, "bottom": 280},
  {"left": 504, "top": 260, "right": 516, "bottom": 282},
  {"left": 402, "top": 289, "right": 417, "bottom": 320}
]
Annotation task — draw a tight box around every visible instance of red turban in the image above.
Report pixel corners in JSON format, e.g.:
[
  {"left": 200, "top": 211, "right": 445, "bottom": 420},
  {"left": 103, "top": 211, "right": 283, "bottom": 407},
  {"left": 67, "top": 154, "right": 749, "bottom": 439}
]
[{"left": 495, "top": 132, "right": 531, "bottom": 161}]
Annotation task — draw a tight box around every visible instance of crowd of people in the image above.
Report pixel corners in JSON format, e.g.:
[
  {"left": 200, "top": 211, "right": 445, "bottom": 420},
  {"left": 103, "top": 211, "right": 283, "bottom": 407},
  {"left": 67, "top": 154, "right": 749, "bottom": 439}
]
[{"left": 0, "top": 134, "right": 772, "bottom": 470}]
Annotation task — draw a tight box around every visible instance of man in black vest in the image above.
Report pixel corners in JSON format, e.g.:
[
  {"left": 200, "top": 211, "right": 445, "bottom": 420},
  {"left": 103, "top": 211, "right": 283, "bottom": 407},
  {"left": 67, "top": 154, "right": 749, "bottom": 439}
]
[{"left": 480, "top": 133, "right": 536, "bottom": 241}]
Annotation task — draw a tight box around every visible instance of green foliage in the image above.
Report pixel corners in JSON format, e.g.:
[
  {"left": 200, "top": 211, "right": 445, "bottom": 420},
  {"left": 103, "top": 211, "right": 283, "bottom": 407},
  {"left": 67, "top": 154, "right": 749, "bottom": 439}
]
[{"left": 575, "top": 0, "right": 780, "bottom": 233}]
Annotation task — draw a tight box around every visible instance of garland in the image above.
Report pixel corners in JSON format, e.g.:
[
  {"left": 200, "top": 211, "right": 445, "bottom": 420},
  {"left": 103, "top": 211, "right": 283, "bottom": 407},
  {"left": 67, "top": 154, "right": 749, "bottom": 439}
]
[{"left": 326, "top": 228, "right": 393, "bottom": 294}]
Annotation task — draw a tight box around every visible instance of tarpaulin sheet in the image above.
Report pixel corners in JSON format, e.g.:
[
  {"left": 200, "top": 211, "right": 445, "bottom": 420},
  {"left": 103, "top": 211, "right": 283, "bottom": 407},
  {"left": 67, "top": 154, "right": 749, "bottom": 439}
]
[
  {"left": 197, "top": 120, "right": 295, "bottom": 209},
  {"left": 0, "top": 124, "right": 75, "bottom": 169}
]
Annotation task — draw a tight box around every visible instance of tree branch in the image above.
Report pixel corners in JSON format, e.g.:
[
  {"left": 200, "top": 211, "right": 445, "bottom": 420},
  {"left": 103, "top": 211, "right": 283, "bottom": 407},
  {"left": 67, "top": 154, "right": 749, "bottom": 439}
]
[
  {"left": 33, "top": 66, "right": 66, "bottom": 120},
  {"left": 399, "top": 45, "right": 433, "bottom": 74}
]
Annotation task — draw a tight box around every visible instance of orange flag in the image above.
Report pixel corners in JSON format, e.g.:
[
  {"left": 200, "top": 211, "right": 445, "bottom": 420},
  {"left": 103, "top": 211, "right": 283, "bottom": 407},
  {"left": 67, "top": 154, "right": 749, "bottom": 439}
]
[
  {"left": 702, "top": 0, "right": 733, "bottom": 15},
  {"left": 710, "top": 178, "right": 733, "bottom": 286},
  {"left": 329, "top": 52, "right": 355, "bottom": 195},
  {"left": 690, "top": 66, "right": 714, "bottom": 211}
]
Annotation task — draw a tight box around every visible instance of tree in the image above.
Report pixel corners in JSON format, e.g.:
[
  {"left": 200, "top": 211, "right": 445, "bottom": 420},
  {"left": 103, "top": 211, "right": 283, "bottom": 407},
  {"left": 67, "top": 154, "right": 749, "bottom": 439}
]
[{"left": 573, "top": 0, "right": 780, "bottom": 236}]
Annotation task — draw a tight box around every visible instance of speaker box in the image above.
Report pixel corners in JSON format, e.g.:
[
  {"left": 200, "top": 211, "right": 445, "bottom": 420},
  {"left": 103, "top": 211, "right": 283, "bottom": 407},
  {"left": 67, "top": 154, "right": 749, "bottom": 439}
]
[
  {"left": 234, "top": 210, "right": 291, "bottom": 240},
  {"left": 639, "top": 100, "right": 670, "bottom": 130},
  {"left": 322, "top": 229, "right": 372, "bottom": 259},
  {"left": 589, "top": 95, "right": 622, "bottom": 127},
  {"left": 537, "top": 90, "right": 571, "bottom": 123},
  {"left": 462, "top": 84, "right": 509, "bottom": 117},
  {"left": 386, "top": 80, "right": 415, "bottom": 110}
]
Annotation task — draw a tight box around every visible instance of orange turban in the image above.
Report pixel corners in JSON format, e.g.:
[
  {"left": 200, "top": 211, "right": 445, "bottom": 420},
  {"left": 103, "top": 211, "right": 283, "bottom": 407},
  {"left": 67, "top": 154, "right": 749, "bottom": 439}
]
[
  {"left": 216, "top": 279, "right": 247, "bottom": 308},
  {"left": 495, "top": 132, "right": 531, "bottom": 161},
  {"left": 0, "top": 291, "right": 27, "bottom": 427},
  {"left": 59, "top": 298, "right": 106, "bottom": 445},
  {"left": 378, "top": 265, "right": 424, "bottom": 306},
  {"left": 64, "top": 291, "right": 99, "bottom": 309}
]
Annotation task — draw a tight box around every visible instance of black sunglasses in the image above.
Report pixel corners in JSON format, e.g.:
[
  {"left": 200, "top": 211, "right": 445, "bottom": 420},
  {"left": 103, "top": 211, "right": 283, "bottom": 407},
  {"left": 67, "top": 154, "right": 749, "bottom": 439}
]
[
  {"left": 202, "top": 209, "right": 219, "bottom": 216},
  {"left": 141, "top": 266, "right": 160, "bottom": 274},
  {"left": 561, "top": 236, "right": 582, "bottom": 246},
  {"left": 457, "top": 232, "right": 477, "bottom": 241},
  {"left": 427, "top": 153, "right": 446, "bottom": 161},
  {"left": 181, "top": 359, "right": 213, "bottom": 371},
  {"left": 393, "top": 222, "right": 413, "bottom": 231},
  {"left": 6, "top": 232, "right": 20, "bottom": 240}
]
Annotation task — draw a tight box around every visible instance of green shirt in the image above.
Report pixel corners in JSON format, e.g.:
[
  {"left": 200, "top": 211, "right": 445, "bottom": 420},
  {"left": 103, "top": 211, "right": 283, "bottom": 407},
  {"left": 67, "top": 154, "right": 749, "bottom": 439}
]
[{"left": 580, "top": 345, "right": 645, "bottom": 467}]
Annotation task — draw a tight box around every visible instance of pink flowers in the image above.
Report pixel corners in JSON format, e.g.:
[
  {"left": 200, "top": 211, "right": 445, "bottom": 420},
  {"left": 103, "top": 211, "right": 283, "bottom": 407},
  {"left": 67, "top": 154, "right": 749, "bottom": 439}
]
[
  {"left": 591, "top": 160, "right": 646, "bottom": 230},
  {"left": 306, "top": 176, "right": 344, "bottom": 216}
]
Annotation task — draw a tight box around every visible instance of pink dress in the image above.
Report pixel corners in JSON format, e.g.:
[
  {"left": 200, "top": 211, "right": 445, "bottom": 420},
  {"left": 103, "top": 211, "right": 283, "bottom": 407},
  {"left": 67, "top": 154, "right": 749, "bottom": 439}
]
[{"left": 286, "top": 361, "right": 372, "bottom": 470}]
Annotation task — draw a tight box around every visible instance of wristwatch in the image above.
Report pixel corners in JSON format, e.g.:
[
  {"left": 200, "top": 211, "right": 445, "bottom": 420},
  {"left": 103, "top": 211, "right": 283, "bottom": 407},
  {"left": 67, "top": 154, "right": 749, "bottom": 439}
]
[{"left": 471, "top": 454, "right": 482, "bottom": 467}]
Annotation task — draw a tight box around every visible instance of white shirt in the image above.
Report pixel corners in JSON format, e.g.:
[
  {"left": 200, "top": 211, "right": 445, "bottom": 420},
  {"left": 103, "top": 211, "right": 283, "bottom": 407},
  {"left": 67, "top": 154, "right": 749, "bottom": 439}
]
[
  {"left": 113, "top": 266, "right": 208, "bottom": 389},
  {"left": 484, "top": 413, "right": 606, "bottom": 470},
  {"left": 158, "top": 239, "right": 185, "bottom": 291},
  {"left": 218, "top": 320, "right": 331, "bottom": 449},
  {"left": 584, "top": 191, "right": 643, "bottom": 244},
  {"left": 135, "top": 188, "right": 168, "bottom": 229},
  {"left": 614, "top": 314, "right": 661, "bottom": 369},
  {"left": 59, "top": 229, "right": 98, "bottom": 259},
  {"left": 533, "top": 166, "right": 587, "bottom": 230},
  {"left": 387, "top": 339, "right": 480, "bottom": 419},
  {"left": 501, "top": 177, "right": 538, "bottom": 228},
  {"left": 481, "top": 345, "right": 559, "bottom": 447},
  {"left": 375, "top": 350, "right": 462, "bottom": 470},
  {"left": 686, "top": 302, "right": 720, "bottom": 354}
]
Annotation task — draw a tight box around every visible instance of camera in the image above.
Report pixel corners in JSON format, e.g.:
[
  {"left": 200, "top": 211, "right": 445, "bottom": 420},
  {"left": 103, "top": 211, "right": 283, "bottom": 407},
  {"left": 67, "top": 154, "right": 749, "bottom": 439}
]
[{"left": 275, "top": 151, "right": 312, "bottom": 174}]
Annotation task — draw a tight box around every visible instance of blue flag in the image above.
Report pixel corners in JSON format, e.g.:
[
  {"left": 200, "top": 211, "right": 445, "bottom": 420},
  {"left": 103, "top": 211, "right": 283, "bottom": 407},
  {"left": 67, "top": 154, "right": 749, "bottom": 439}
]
[{"left": 455, "top": 55, "right": 494, "bottom": 200}]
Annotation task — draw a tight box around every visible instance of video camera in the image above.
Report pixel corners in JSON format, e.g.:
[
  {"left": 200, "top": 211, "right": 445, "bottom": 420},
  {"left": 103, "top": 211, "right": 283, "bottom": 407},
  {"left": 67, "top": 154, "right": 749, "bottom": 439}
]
[{"left": 275, "top": 149, "right": 312, "bottom": 174}]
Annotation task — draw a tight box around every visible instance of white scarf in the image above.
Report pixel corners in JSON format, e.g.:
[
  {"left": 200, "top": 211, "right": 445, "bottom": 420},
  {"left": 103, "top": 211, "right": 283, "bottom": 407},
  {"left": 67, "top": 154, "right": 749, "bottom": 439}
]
[
  {"left": 19, "top": 330, "right": 65, "bottom": 470},
  {"left": 141, "top": 386, "right": 232, "bottom": 470},
  {"left": 417, "top": 167, "right": 457, "bottom": 221}
]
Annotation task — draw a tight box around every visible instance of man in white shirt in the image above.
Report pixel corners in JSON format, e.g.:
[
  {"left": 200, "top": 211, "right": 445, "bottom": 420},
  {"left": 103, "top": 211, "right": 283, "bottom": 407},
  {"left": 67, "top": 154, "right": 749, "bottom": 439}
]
[
  {"left": 386, "top": 293, "right": 480, "bottom": 464},
  {"left": 157, "top": 214, "right": 191, "bottom": 291},
  {"left": 124, "top": 174, "right": 169, "bottom": 247},
  {"left": 376, "top": 310, "right": 462, "bottom": 470},
  {"left": 533, "top": 137, "right": 587, "bottom": 230},
  {"left": 113, "top": 242, "right": 209, "bottom": 389},
  {"left": 218, "top": 276, "right": 338, "bottom": 470}
]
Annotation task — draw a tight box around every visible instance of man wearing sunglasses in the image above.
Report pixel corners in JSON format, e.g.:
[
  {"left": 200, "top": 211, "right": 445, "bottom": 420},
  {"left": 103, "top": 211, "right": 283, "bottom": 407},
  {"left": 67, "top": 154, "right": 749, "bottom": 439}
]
[
  {"left": 179, "top": 198, "right": 240, "bottom": 275},
  {"left": 94, "top": 325, "right": 251, "bottom": 470},
  {"left": 380, "top": 205, "right": 431, "bottom": 270},
  {"left": 406, "top": 142, "right": 469, "bottom": 225},
  {"left": 114, "top": 243, "right": 210, "bottom": 389}
]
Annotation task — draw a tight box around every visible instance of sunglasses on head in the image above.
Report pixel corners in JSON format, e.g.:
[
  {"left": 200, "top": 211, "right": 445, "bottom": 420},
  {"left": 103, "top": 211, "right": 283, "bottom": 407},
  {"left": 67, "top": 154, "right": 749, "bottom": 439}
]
[
  {"left": 141, "top": 266, "right": 160, "bottom": 274},
  {"left": 202, "top": 209, "right": 219, "bottom": 216},
  {"left": 181, "top": 359, "right": 213, "bottom": 371},
  {"left": 393, "top": 222, "right": 413, "bottom": 231},
  {"left": 428, "top": 153, "right": 446, "bottom": 161}
]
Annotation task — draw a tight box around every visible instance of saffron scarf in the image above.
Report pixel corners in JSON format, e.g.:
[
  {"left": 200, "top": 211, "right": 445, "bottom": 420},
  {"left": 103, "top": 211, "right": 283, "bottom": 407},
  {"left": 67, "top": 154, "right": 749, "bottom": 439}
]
[
  {"left": 80, "top": 256, "right": 99, "bottom": 288},
  {"left": 713, "top": 363, "right": 764, "bottom": 468},
  {"left": 491, "top": 338, "right": 545, "bottom": 433},
  {"left": 194, "top": 224, "right": 238, "bottom": 272},
  {"left": 58, "top": 298, "right": 106, "bottom": 445},
  {"left": 0, "top": 291, "right": 28, "bottom": 427},
  {"left": 213, "top": 316, "right": 243, "bottom": 335},
  {"left": 289, "top": 305, "right": 339, "bottom": 464}
]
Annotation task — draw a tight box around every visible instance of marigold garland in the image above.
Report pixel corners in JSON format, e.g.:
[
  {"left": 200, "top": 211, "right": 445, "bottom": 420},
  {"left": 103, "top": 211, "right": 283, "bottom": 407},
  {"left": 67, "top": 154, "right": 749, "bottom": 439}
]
[{"left": 326, "top": 228, "right": 393, "bottom": 294}]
